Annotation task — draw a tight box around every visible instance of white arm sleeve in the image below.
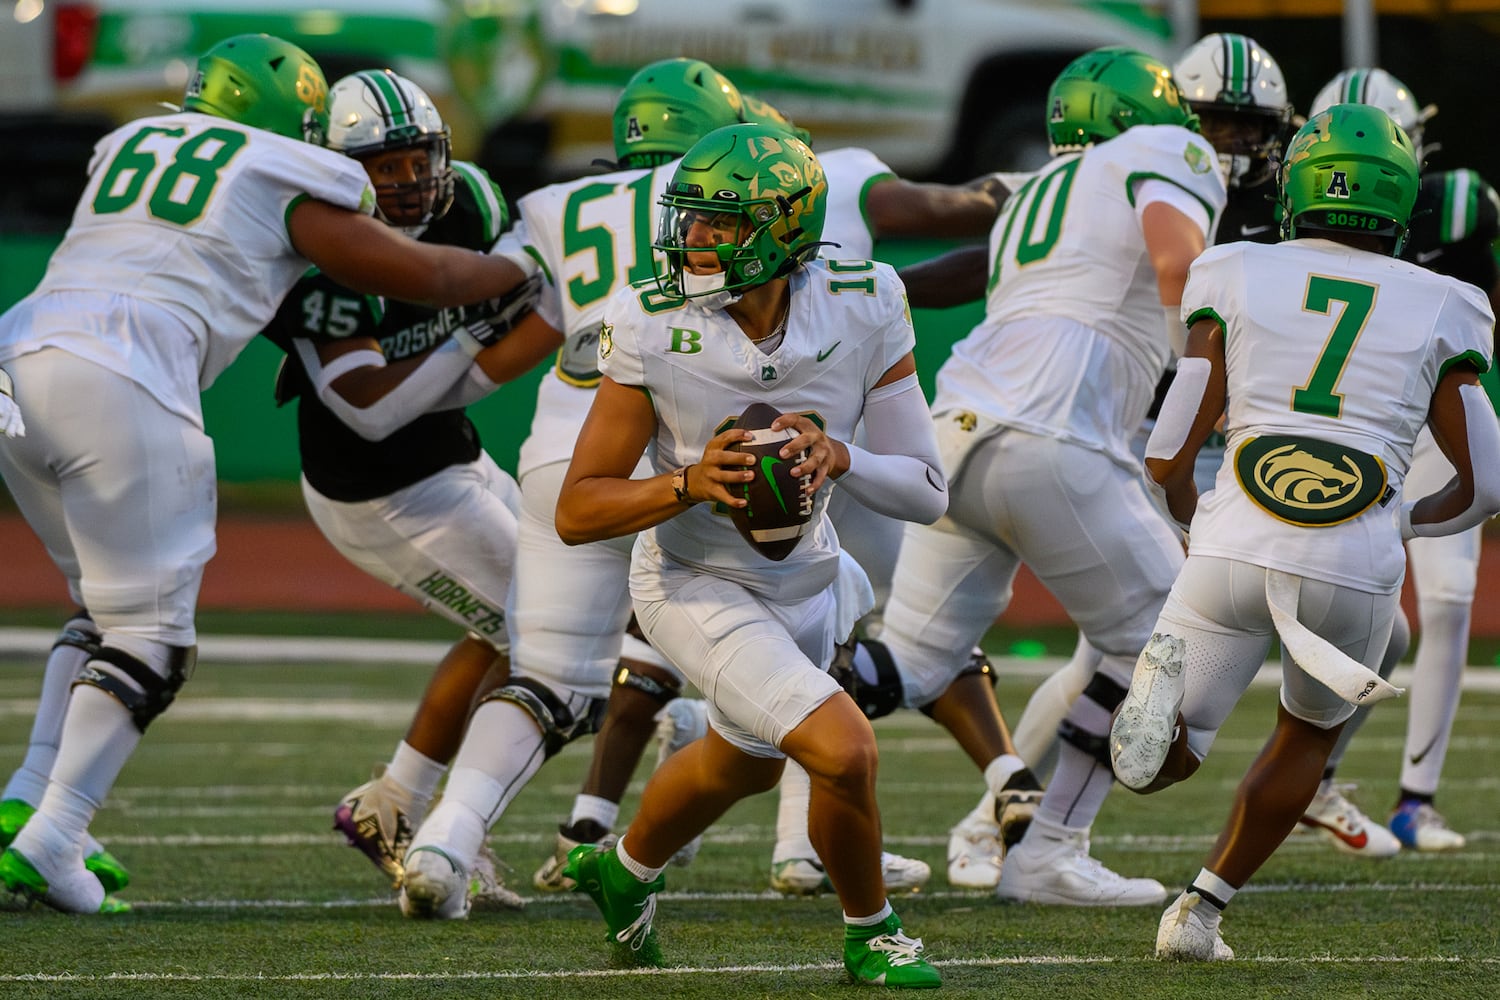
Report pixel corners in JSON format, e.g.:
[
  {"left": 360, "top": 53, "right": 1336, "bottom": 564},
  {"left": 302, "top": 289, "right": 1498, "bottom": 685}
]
[
  {"left": 1145, "top": 357, "right": 1211, "bottom": 461},
  {"left": 833, "top": 374, "right": 948, "bottom": 524},
  {"left": 300, "top": 337, "right": 479, "bottom": 442},
  {"left": 1402, "top": 382, "right": 1500, "bottom": 539}
]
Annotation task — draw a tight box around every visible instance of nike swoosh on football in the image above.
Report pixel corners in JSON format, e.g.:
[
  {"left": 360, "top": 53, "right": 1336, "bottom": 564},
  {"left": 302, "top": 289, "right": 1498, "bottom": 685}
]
[
  {"left": 816, "top": 341, "right": 842, "bottom": 362},
  {"left": 760, "top": 456, "right": 789, "bottom": 512}
]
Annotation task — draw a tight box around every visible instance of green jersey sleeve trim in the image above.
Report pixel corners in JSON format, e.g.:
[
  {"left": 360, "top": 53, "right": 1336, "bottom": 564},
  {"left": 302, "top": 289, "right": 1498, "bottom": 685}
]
[
  {"left": 857, "top": 171, "right": 897, "bottom": 248},
  {"left": 1124, "top": 170, "right": 1220, "bottom": 229},
  {"left": 284, "top": 193, "right": 310, "bottom": 242},
  {"left": 1439, "top": 349, "right": 1491, "bottom": 381},
  {"left": 1184, "top": 305, "right": 1226, "bottom": 333}
]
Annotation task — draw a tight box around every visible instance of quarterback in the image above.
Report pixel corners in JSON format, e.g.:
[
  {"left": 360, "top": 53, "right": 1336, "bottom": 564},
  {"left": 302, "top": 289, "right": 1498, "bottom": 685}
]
[{"left": 556, "top": 122, "right": 947, "bottom": 988}]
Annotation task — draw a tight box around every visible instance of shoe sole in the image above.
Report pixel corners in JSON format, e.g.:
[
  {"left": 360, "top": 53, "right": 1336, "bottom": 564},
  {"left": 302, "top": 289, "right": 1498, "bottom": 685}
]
[
  {"left": 400, "top": 848, "right": 469, "bottom": 920},
  {"left": 1110, "top": 633, "right": 1187, "bottom": 791}
]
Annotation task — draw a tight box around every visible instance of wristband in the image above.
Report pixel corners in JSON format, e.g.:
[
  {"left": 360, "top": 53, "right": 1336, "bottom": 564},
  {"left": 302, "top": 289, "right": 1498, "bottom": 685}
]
[{"left": 672, "top": 465, "right": 696, "bottom": 504}]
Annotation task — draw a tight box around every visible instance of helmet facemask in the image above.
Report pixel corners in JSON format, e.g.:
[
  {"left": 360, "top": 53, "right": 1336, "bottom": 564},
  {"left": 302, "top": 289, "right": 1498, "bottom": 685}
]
[
  {"left": 327, "top": 70, "right": 454, "bottom": 236},
  {"left": 653, "top": 124, "right": 828, "bottom": 308}
]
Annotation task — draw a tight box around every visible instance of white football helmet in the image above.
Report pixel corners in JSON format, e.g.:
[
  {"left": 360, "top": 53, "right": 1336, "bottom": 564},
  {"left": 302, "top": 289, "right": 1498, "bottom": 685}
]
[
  {"left": 1310, "top": 68, "right": 1436, "bottom": 167},
  {"left": 327, "top": 69, "right": 453, "bottom": 235},
  {"left": 1172, "top": 33, "right": 1292, "bottom": 189}
]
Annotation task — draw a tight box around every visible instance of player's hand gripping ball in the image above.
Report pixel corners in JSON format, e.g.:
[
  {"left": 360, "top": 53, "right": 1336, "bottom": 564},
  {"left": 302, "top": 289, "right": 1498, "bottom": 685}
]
[{"left": 727, "top": 402, "right": 814, "bottom": 561}]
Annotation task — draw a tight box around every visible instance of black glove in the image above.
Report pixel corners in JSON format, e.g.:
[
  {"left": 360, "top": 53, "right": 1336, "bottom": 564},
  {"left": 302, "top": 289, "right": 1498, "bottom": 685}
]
[{"left": 450, "top": 273, "right": 544, "bottom": 357}]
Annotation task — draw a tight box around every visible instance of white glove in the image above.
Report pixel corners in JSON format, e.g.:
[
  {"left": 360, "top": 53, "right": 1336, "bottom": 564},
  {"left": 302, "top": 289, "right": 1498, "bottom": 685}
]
[{"left": 0, "top": 367, "right": 25, "bottom": 438}]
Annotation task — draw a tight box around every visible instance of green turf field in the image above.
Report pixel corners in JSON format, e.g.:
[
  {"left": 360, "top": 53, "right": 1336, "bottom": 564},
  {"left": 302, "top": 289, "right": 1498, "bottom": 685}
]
[{"left": 1, "top": 637, "right": 1497, "bottom": 999}]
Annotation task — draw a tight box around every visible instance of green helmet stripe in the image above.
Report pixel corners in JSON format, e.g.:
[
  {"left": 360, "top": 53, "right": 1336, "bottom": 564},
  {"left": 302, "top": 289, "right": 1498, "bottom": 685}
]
[
  {"left": 1345, "top": 70, "right": 1367, "bottom": 105},
  {"left": 1224, "top": 34, "right": 1249, "bottom": 98},
  {"left": 1442, "top": 171, "right": 1477, "bottom": 244},
  {"left": 361, "top": 69, "right": 412, "bottom": 128}
]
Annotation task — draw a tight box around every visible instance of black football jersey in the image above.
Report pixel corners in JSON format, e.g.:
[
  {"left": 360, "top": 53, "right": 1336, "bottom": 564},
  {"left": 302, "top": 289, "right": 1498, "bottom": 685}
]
[
  {"left": 1399, "top": 169, "right": 1500, "bottom": 292},
  {"left": 261, "top": 163, "right": 510, "bottom": 501}
]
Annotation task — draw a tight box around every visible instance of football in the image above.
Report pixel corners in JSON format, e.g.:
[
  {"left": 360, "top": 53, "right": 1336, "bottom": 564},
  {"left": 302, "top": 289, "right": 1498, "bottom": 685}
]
[{"left": 725, "top": 402, "right": 814, "bottom": 561}]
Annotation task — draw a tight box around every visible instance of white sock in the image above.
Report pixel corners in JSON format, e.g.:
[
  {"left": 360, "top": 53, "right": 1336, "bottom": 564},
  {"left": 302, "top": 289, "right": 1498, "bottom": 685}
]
[
  {"left": 445, "top": 700, "right": 548, "bottom": 827},
  {"left": 3, "top": 618, "right": 95, "bottom": 804},
  {"left": 844, "top": 900, "right": 894, "bottom": 927},
  {"left": 983, "top": 754, "right": 1026, "bottom": 798},
  {"left": 385, "top": 741, "right": 447, "bottom": 806},
  {"left": 1012, "top": 638, "right": 1096, "bottom": 774},
  {"left": 36, "top": 779, "right": 98, "bottom": 846},
  {"left": 1401, "top": 599, "right": 1469, "bottom": 793},
  {"left": 772, "top": 760, "right": 817, "bottom": 864},
  {"left": 1190, "top": 868, "right": 1237, "bottom": 909},
  {"left": 616, "top": 835, "right": 665, "bottom": 882},
  {"left": 48, "top": 686, "right": 141, "bottom": 807},
  {"left": 568, "top": 794, "right": 619, "bottom": 831}
]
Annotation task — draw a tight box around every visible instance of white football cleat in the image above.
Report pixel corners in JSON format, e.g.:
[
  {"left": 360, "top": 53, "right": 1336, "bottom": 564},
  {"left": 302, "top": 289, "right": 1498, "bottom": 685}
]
[
  {"left": 469, "top": 844, "right": 526, "bottom": 911},
  {"left": 1110, "top": 633, "right": 1187, "bottom": 791},
  {"left": 1156, "top": 890, "right": 1234, "bottom": 961},
  {"left": 399, "top": 846, "right": 471, "bottom": 920},
  {"left": 770, "top": 851, "right": 930, "bottom": 896},
  {"left": 1299, "top": 782, "right": 1400, "bottom": 858},
  {"left": 946, "top": 813, "right": 1004, "bottom": 889},
  {"left": 996, "top": 825, "right": 1166, "bottom": 907},
  {"left": 533, "top": 826, "right": 617, "bottom": 893},
  {"left": 880, "top": 851, "right": 931, "bottom": 894}
]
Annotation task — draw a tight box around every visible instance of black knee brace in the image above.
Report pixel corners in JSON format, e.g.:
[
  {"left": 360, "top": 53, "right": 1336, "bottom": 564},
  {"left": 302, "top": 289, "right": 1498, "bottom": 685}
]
[
  {"left": 53, "top": 611, "right": 100, "bottom": 657},
  {"left": 481, "top": 677, "right": 604, "bottom": 758},
  {"left": 75, "top": 645, "right": 196, "bottom": 733},
  {"left": 832, "top": 637, "right": 905, "bottom": 721},
  {"left": 612, "top": 663, "right": 679, "bottom": 707},
  {"left": 958, "top": 647, "right": 997, "bottom": 684},
  {"left": 1057, "top": 671, "right": 1129, "bottom": 767}
]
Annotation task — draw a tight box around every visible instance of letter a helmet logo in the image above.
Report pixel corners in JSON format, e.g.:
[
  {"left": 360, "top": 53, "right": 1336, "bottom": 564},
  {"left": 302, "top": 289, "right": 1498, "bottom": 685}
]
[
  {"left": 1326, "top": 170, "right": 1351, "bottom": 199},
  {"left": 625, "top": 115, "right": 644, "bottom": 144}
]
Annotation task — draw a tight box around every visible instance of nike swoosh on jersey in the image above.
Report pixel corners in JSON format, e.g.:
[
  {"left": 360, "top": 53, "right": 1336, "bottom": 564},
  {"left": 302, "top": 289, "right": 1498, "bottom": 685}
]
[
  {"left": 1240, "top": 224, "right": 1274, "bottom": 236},
  {"left": 1415, "top": 248, "right": 1444, "bottom": 264},
  {"left": 816, "top": 341, "right": 842, "bottom": 362}
]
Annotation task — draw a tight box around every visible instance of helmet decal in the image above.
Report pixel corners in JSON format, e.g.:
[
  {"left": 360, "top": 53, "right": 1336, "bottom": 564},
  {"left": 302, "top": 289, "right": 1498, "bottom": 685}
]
[
  {"left": 182, "top": 34, "right": 330, "bottom": 144},
  {"left": 612, "top": 58, "right": 744, "bottom": 168}
]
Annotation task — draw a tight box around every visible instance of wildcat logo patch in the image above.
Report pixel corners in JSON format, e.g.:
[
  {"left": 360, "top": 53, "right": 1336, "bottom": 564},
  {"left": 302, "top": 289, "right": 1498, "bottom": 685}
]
[{"left": 1234, "top": 435, "right": 1386, "bottom": 526}]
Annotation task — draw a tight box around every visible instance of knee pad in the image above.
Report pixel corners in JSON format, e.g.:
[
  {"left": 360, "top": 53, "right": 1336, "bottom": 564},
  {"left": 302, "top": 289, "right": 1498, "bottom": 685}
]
[
  {"left": 612, "top": 662, "right": 680, "bottom": 707},
  {"left": 480, "top": 677, "right": 604, "bottom": 758},
  {"left": 832, "top": 637, "right": 905, "bottom": 721},
  {"left": 1057, "top": 672, "right": 1129, "bottom": 767},
  {"left": 53, "top": 611, "right": 101, "bottom": 656},
  {"left": 75, "top": 644, "right": 196, "bottom": 733}
]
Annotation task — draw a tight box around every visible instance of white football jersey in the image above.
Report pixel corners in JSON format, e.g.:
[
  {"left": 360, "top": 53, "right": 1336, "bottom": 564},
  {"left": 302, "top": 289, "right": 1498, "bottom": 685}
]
[
  {"left": 501, "top": 152, "right": 892, "bottom": 478},
  {"left": 818, "top": 146, "right": 895, "bottom": 261},
  {"left": 1184, "top": 237, "right": 1494, "bottom": 593},
  {"left": 598, "top": 258, "right": 915, "bottom": 603},
  {"left": 0, "top": 112, "right": 373, "bottom": 425},
  {"left": 934, "top": 124, "right": 1225, "bottom": 465},
  {"left": 495, "top": 162, "right": 677, "bottom": 477}
]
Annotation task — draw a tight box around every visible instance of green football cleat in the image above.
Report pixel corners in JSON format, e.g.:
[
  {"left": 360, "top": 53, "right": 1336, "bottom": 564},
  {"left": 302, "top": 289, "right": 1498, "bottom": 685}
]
[
  {"left": 844, "top": 914, "right": 942, "bottom": 989},
  {"left": 564, "top": 844, "right": 665, "bottom": 967},
  {"left": 0, "top": 799, "right": 131, "bottom": 892},
  {"left": 0, "top": 847, "right": 130, "bottom": 914},
  {"left": 0, "top": 798, "right": 33, "bottom": 848}
]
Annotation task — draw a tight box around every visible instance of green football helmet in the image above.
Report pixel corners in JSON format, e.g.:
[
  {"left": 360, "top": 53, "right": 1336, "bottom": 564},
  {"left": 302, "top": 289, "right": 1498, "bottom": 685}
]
[
  {"left": 612, "top": 58, "right": 745, "bottom": 169},
  {"left": 738, "top": 93, "right": 813, "bottom": 143},
  {"left": 655, "top": 122, "right": 828, "bottom": 304},
  {"left": 1278, "top": 103, "right": 1419, "bottom": 254},
  {"left": 183, "top": 34, "right": 330, "bottom": 145},
  {"left": 1047, "top": 46, "right": 1199, "bottom": 154}
]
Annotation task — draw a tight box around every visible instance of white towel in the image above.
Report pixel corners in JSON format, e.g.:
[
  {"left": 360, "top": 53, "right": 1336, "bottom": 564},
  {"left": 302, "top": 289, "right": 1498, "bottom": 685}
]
[{"left": 1265, "top": 569, "right": 1403, "bottom": 707}]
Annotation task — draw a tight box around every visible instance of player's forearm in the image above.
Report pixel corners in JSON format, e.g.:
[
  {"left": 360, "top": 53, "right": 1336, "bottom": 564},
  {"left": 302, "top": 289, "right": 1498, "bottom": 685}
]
[
  {"left": 832, "top": 375, "right": 947, "bottom": 524},
  {"left": 1403, "top": 382, "right": 1500, "bottom": 538},
  {"left": 554, "top": 472, "right": 689, "bottom": 544},
  {"left": 898, "top": 244, "right": 988, "bottom": 309}
]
